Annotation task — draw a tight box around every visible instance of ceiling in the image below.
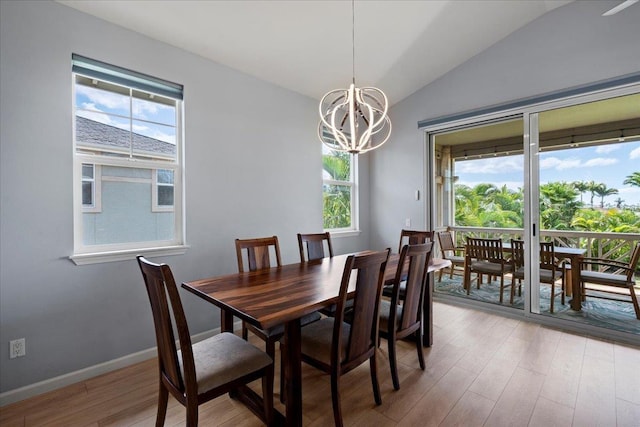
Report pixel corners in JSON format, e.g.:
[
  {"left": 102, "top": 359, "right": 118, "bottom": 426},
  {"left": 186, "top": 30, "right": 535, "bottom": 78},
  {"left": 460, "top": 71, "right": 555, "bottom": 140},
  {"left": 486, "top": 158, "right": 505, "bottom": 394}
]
[{"left": 57, "top": 0, "right": 572, "bottom": 106}]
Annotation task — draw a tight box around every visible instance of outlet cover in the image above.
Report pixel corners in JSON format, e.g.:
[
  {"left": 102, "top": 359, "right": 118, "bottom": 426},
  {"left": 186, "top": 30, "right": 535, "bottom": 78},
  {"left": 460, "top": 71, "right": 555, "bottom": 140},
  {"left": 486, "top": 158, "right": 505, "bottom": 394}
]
[{"left": 9, "top": 338, "right": 25, "bottom": 359}]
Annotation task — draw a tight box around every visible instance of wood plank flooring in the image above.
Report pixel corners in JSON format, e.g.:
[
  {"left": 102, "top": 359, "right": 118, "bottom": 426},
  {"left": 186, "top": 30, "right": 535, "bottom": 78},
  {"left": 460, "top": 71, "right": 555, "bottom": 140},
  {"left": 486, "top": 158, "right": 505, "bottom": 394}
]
[{"left": 1, "top": 302, "right": 639, "bottom": 426}]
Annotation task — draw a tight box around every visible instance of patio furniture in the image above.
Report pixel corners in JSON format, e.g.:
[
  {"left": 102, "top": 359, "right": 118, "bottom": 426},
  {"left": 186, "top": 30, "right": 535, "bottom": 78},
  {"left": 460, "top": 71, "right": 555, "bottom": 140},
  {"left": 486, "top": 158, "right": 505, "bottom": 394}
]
[
  {"left": 511, "top": 240, "right": 566, "bottom": 311},
  {"left": 579, "top": 243, "right": 640, "bottom": 319},
  {"left": 436, "top": 230, "right": 465, "bottom": 281},
  {"left": 464, "top": 237, "right": 512, "bottom": 303}
]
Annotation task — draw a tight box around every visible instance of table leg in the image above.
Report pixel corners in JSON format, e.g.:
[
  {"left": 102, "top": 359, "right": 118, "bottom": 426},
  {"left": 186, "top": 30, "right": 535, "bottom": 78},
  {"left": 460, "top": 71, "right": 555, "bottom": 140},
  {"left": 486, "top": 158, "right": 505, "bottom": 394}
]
[
  {"left": 221, "top": 309, "right": 234, "bottom": 332},
  {"left": 284, "top": 318, "right": 302, "bottom": 427},
  {"left": 569, "top": 254, "right": 583, "bottom": 311}
]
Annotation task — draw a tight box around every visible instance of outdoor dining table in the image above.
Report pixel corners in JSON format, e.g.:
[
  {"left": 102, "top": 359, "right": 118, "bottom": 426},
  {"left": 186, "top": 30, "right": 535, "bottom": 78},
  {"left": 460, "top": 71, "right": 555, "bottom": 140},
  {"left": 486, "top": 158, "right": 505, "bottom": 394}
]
[{"left": 182, "top": 252, "right": 451, "bottom": 427}]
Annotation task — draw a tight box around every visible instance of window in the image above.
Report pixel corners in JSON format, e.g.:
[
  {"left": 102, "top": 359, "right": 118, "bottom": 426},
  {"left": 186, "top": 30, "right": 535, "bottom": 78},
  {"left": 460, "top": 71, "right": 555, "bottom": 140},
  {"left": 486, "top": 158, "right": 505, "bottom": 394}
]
[
  {"left": 71, "top": 55, "right": 185, "bottom": 264},
  {"left": 322, "top": 145, "right": 357, "bottom": 230}
]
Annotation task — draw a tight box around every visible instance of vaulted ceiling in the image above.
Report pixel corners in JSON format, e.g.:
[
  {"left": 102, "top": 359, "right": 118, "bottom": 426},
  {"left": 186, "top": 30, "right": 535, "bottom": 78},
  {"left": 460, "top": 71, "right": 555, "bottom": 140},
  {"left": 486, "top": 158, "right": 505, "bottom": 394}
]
[{"left": 57, "top": 0, "right": 572, "bottom": 105}]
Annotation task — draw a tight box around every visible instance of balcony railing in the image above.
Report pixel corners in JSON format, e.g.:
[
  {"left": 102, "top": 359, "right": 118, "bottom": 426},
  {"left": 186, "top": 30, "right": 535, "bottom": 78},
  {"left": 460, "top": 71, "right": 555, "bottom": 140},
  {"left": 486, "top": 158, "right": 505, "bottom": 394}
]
[{"left": 442, "top": 226, "right": 640, "bottom": 267}]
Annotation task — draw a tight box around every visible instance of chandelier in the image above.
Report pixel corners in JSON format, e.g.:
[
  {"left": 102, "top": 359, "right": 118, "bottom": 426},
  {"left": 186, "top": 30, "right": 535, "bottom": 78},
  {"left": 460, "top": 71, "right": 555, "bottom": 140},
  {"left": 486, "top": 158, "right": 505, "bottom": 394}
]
[{"left": 318, "top": 0, "right": 391, "bottom": 154}]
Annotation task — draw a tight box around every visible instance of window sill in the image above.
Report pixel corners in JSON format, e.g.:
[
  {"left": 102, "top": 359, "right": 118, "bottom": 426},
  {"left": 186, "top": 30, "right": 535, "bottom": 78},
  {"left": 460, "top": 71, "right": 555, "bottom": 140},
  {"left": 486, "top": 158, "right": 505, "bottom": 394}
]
[
  {"left": 69, "top": 245, "right": 189, "bottom": 265},
  {"left": 326, "top": 229, "right": 361, "bottom": 238}
]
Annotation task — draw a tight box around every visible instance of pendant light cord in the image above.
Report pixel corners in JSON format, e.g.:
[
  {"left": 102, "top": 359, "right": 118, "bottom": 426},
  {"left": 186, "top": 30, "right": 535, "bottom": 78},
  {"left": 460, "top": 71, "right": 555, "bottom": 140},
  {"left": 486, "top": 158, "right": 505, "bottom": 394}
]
[{"left": 352, "top": 0, "right": 355, "bottom": 84}]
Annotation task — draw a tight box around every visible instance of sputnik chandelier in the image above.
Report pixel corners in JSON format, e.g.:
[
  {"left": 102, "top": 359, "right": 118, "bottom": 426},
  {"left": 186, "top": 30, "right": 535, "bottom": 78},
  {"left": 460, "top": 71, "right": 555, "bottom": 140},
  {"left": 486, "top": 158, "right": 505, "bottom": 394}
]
[{"left": 318, "top": 0, "right": 391, "bottom": 154}]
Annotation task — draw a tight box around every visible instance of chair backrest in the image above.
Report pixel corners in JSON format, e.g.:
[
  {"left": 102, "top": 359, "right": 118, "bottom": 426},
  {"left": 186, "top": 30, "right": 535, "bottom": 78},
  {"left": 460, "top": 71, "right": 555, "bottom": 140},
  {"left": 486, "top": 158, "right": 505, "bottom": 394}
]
[
  {"left": 398, "top": 229, "right": 434, "bottom": 253},
  {"left": 627, "top": 243, "right": 640, "bottom": 280},
  {"left": 297, "top": 232, "right": 333, "bottom": 262},
  {"left": 437, "top": 231, "right": 457, "bottom": 255},
  {"left": 511, "top": 239, "right": 525, "bottom": 269},
  {"left": 391, "top": 242, "right": 433, "bottom": 333},
  {"left": 333, "top": 249, "right": 390, "bottom": 369},
  {"left": 137, "top": 256, "right": 195, "bottom": 397},
  {"left": 235, "top": 236, "right": 282, "bottom": 273},
  {"left": 466, "top": 237, "right": 504, "bottom": 262},
  {"left": 539, "top": 241, "right": 557, "bottom": 272}
]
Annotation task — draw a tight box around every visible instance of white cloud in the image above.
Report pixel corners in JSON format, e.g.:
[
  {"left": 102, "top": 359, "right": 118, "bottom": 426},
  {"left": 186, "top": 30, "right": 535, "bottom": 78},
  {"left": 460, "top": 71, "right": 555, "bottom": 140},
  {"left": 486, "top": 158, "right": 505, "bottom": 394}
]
[
  {"left": 456, "top": 157, "right": 523, "bottom": 174},
  {"left": 630, "top": 146, "right": 640, "bottom": 159},
  {"left": 583, "top": 158, "right": 618, "bottom": 167},
  {"left": 539, "top": 156, "right": 581, "bottom": 170},
  {"left": 458, "top": 180, "right": 522, "bottom": 192},
  {"left": 595, "top": 145, "right": 619, "bottom": 154}
]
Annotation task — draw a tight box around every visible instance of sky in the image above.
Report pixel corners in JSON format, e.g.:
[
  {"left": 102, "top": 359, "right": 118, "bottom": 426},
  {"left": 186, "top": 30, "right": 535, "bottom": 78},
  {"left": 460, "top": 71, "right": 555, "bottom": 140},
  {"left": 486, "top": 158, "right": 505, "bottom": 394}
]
[{"left": 456, "top": 139, "right": 640, "bottom": 207}]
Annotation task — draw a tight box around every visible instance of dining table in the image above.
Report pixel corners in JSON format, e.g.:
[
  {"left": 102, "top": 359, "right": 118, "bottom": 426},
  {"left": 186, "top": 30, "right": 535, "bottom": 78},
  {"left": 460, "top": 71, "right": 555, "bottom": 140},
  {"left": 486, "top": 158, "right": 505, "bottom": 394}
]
[{"left": 182, "top": 252, "right": 451, "bottom": 427}]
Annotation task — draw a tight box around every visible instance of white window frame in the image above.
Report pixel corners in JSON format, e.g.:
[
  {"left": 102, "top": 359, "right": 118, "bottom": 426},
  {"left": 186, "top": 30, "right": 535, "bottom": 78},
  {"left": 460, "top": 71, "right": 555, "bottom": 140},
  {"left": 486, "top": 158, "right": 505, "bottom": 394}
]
[
  {"left": 152, "top": 168, "right": 175, "bottom": 212},
  {"left": 81, "top": 163, "right": 102, "bottom": 213},
  {"left": 70, "top": 57, "right": 187, "bottom": 265},
  {"left": 322, "top": 150, "right": 359, "bottom": 234}
]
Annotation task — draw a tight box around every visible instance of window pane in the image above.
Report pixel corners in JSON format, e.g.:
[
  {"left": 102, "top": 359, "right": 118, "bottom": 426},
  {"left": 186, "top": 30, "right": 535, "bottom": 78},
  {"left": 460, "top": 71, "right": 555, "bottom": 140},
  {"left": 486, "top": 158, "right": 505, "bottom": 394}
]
[
  {"left": 82, "top": 181, "right": 93, "bottom": 206},
  {"left": 157, "top": 169, "right": 173, "bottom": 184},
  {"left": 132, "top": 93, "right": 176, "bottom": 126},
  {"left": 131, "top": 120, "right": 176, "bottom": 160},
  {"left": 322, "top": 151, "right": 351, "bottom": 181},
  {"left": 75, "top": 79, "right": 130, "bottom": 117},
  {"left": 82, "top": 164, "right": 93, "bottom": 179},
  {"left": 323, "top": 184, "right": 351, "bottom": 229},
  {"left": 158, "top": 186, "right": 174, "bottom": 206}
]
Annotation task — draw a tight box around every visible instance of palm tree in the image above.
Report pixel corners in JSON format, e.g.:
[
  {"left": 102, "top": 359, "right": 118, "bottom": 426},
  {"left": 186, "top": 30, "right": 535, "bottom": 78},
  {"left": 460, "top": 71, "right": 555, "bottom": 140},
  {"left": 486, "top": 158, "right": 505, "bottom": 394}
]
[
  {"left": 586, "top": 181, "right": 601, "bottom": 207},
  {"left": 593, "top": 185, "right": 618, "bottom": 208},
  {"left": 614, "top": 197, "right": 625, "bottom": 209},
  {"left": 572, "top": 180, "right": 589, "bottom": 204},
  {"left": 623, "top": 172, "right": 640, "bottom": 188}
]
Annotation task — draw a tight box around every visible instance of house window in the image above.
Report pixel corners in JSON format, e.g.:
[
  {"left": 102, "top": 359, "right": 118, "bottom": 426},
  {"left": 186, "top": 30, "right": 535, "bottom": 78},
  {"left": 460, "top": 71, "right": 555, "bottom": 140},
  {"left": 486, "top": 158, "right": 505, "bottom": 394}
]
[
  {"left": 71, "top": 54, "right": 185, "bottom": 264},
  {"left": 322, "top": 145, "right": 357, "bottom": 230},
  {"left": 81, "top": 163, "right": 102, "bottom": 213},
  {"left": 153, "top": 169, "right": 174, "bottom": 211}
]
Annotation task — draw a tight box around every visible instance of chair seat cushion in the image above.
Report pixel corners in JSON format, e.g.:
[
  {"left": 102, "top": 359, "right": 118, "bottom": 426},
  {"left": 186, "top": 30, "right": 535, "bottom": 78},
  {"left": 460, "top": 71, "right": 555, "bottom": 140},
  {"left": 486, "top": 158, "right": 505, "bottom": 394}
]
[
  {"left": 300, "top": 318, "right": 350, "bottom": 365},
  {"left": 248, "top": 311, "right": 321, "bottom": 338},
  {"left": 540, "top": 269, "right": 563, "bottom": 283},
  {"left": 446, "top": 255, "right": 465, "bottom": 265},
  {"left": 378, "top": 299, "right": 401, "bottom": 334},
  {"left": 179, "top": 332, "right": 272, "bottom": 394},
  {"left": 470, "top": 260, "right": 504, "bottom": 275},
  {"left": 580, "top": 270, "right": 631, "bottom": 287},
  {"left": 319, "top": 299, "right": 354, "bottom": 317}
]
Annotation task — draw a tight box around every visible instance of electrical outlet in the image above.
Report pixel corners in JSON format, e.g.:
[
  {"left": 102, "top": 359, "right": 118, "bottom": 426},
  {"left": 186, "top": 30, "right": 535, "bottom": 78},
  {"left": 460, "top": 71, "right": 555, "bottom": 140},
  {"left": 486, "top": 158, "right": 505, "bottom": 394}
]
[{"left": 9, "top": 338, "right": 25, "bottom": 359}]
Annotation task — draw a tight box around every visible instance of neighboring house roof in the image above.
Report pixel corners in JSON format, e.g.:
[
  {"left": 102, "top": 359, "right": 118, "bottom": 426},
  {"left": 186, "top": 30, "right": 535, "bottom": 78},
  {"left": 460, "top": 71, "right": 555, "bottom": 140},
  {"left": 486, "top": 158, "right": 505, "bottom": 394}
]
[{"left": 75, "top": 116, "right": 176, "bottom": 156}]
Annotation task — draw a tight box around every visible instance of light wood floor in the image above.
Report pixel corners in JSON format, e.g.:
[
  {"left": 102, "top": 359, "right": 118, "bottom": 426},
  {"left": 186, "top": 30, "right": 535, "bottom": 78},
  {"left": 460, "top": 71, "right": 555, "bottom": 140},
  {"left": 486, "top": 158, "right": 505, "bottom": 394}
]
[{"left": 2, "top": 302, "right": 639, "bottom": 426}]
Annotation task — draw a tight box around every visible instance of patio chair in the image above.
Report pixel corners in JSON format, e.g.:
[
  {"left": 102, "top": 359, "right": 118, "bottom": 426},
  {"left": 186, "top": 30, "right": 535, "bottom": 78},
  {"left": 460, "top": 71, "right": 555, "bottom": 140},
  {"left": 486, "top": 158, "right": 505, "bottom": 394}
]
[
  {"left": 464, "top": 237, "right": 512, "bottom": 303},
  {"left": 579, "top": 243, "right": 640, "bottom": 319},
  {"left": 511, "top": 240, "right": 566, "bottom": 311},
  {"left": 436, "top": 230, "right": 465, "bottom": 281}
]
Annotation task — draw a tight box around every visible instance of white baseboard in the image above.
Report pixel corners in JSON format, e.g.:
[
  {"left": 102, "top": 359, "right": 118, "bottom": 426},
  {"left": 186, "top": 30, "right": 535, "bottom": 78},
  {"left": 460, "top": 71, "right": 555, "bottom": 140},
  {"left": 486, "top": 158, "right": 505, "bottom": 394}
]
[{"left": 0, "top": 326, "right": 229, "bottom": 407}]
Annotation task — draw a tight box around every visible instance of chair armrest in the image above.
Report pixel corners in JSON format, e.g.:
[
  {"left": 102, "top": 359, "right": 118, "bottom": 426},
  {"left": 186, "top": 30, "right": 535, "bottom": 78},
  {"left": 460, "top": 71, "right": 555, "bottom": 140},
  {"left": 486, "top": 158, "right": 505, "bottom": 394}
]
[{"left": 580, "top": 258, "right": 628, "bottom": 269}]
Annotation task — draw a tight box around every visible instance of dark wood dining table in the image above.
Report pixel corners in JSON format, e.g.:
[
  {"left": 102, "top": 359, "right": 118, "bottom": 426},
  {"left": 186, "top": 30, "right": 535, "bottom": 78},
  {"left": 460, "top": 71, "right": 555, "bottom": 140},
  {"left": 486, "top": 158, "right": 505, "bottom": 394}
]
[{"left": 182, "top": 252, "right": 451, "bottom": 427}]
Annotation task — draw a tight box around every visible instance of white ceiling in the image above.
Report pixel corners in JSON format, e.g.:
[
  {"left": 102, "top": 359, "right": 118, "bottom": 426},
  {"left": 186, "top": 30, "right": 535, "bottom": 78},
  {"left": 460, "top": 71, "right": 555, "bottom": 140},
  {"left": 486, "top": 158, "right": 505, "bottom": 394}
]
[{"left": 58, "top": 0, "right": 573, "bottom": 105}]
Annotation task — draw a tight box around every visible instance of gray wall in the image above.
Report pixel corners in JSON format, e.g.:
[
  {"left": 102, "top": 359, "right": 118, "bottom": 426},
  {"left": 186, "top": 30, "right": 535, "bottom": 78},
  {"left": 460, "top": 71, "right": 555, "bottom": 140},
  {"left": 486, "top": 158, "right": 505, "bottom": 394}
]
[
  {"left": 369, "top": 0, "right": 640, "bottom": 251},
  {"left": 0, "top": 0, "right": 370, "bottom": 393}
]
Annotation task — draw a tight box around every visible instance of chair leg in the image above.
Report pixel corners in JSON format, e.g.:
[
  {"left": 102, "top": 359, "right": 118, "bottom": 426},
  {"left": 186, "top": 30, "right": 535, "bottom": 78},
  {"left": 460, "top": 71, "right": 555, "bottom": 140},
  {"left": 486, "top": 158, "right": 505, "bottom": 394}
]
[
  {"left": 330, "top": 372, "right": 343, "bottom": 427},
  {"left": 550, "top": 282, "right": 555, "bottom": 313},
  {"left": 509, "top": 276, "right": 516, "bottom": 304},
  {"left": 629, "top": 286, "right": 640, "bottom": 320},
  {"left": 499, "top": 276, "right": 504, "bottom": 303},
  {"left": 369, "top": 353, "right": 382, "bottom": 405},
  {"left": 388, "top": 335, "right": 400, "bottom": 390},
  {"left": 415, "top": 330, "right": 425, "bottom": 371},
  {"left": 561, "top": 277, "right": 565, "bottom": 305},
  {"left": 155, "top": 383, "right": 169, "bottom": 427},
  {"left": 185, "top": 398, "right": 198, "bottom": 427},
  {"left": 262, "top": 365, "right": 274, "bottom": 426},
  {"left": 279, "top": 342, "right": 286, "bottom": 404}
]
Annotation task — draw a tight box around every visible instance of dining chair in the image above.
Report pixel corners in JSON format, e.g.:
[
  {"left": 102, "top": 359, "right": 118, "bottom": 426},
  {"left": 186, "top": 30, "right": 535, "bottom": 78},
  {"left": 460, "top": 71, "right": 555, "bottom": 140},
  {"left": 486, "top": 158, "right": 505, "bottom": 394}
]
[
  {"left": 398, "top": 229, "right": 434, "bottom": 253},
  {"left": 436, "top": 230, "right": 465, "bottom": 281},
  {"left": 295, "top": 249, "right": 390, "bottom": 427},
  {"left": 464, "top": 237, "right": 511, "bottom": 303},
  {"left": 297, "top": 232, "right": 333, "bottom": 262},
  {"left": 379, "top": 242, "right": 433, "bottom": 390},
  {"left": 235, "top": 235, "right": 320, "bottom": 399},
  {"left": 137, "top": 256, "right": 273, "bottom": 427},
  {"left": 511, "top": 240, "right": 566, "bottom": 311},
  {"left": 579, "top": 242, "right": 640, "bottom": 319}
]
